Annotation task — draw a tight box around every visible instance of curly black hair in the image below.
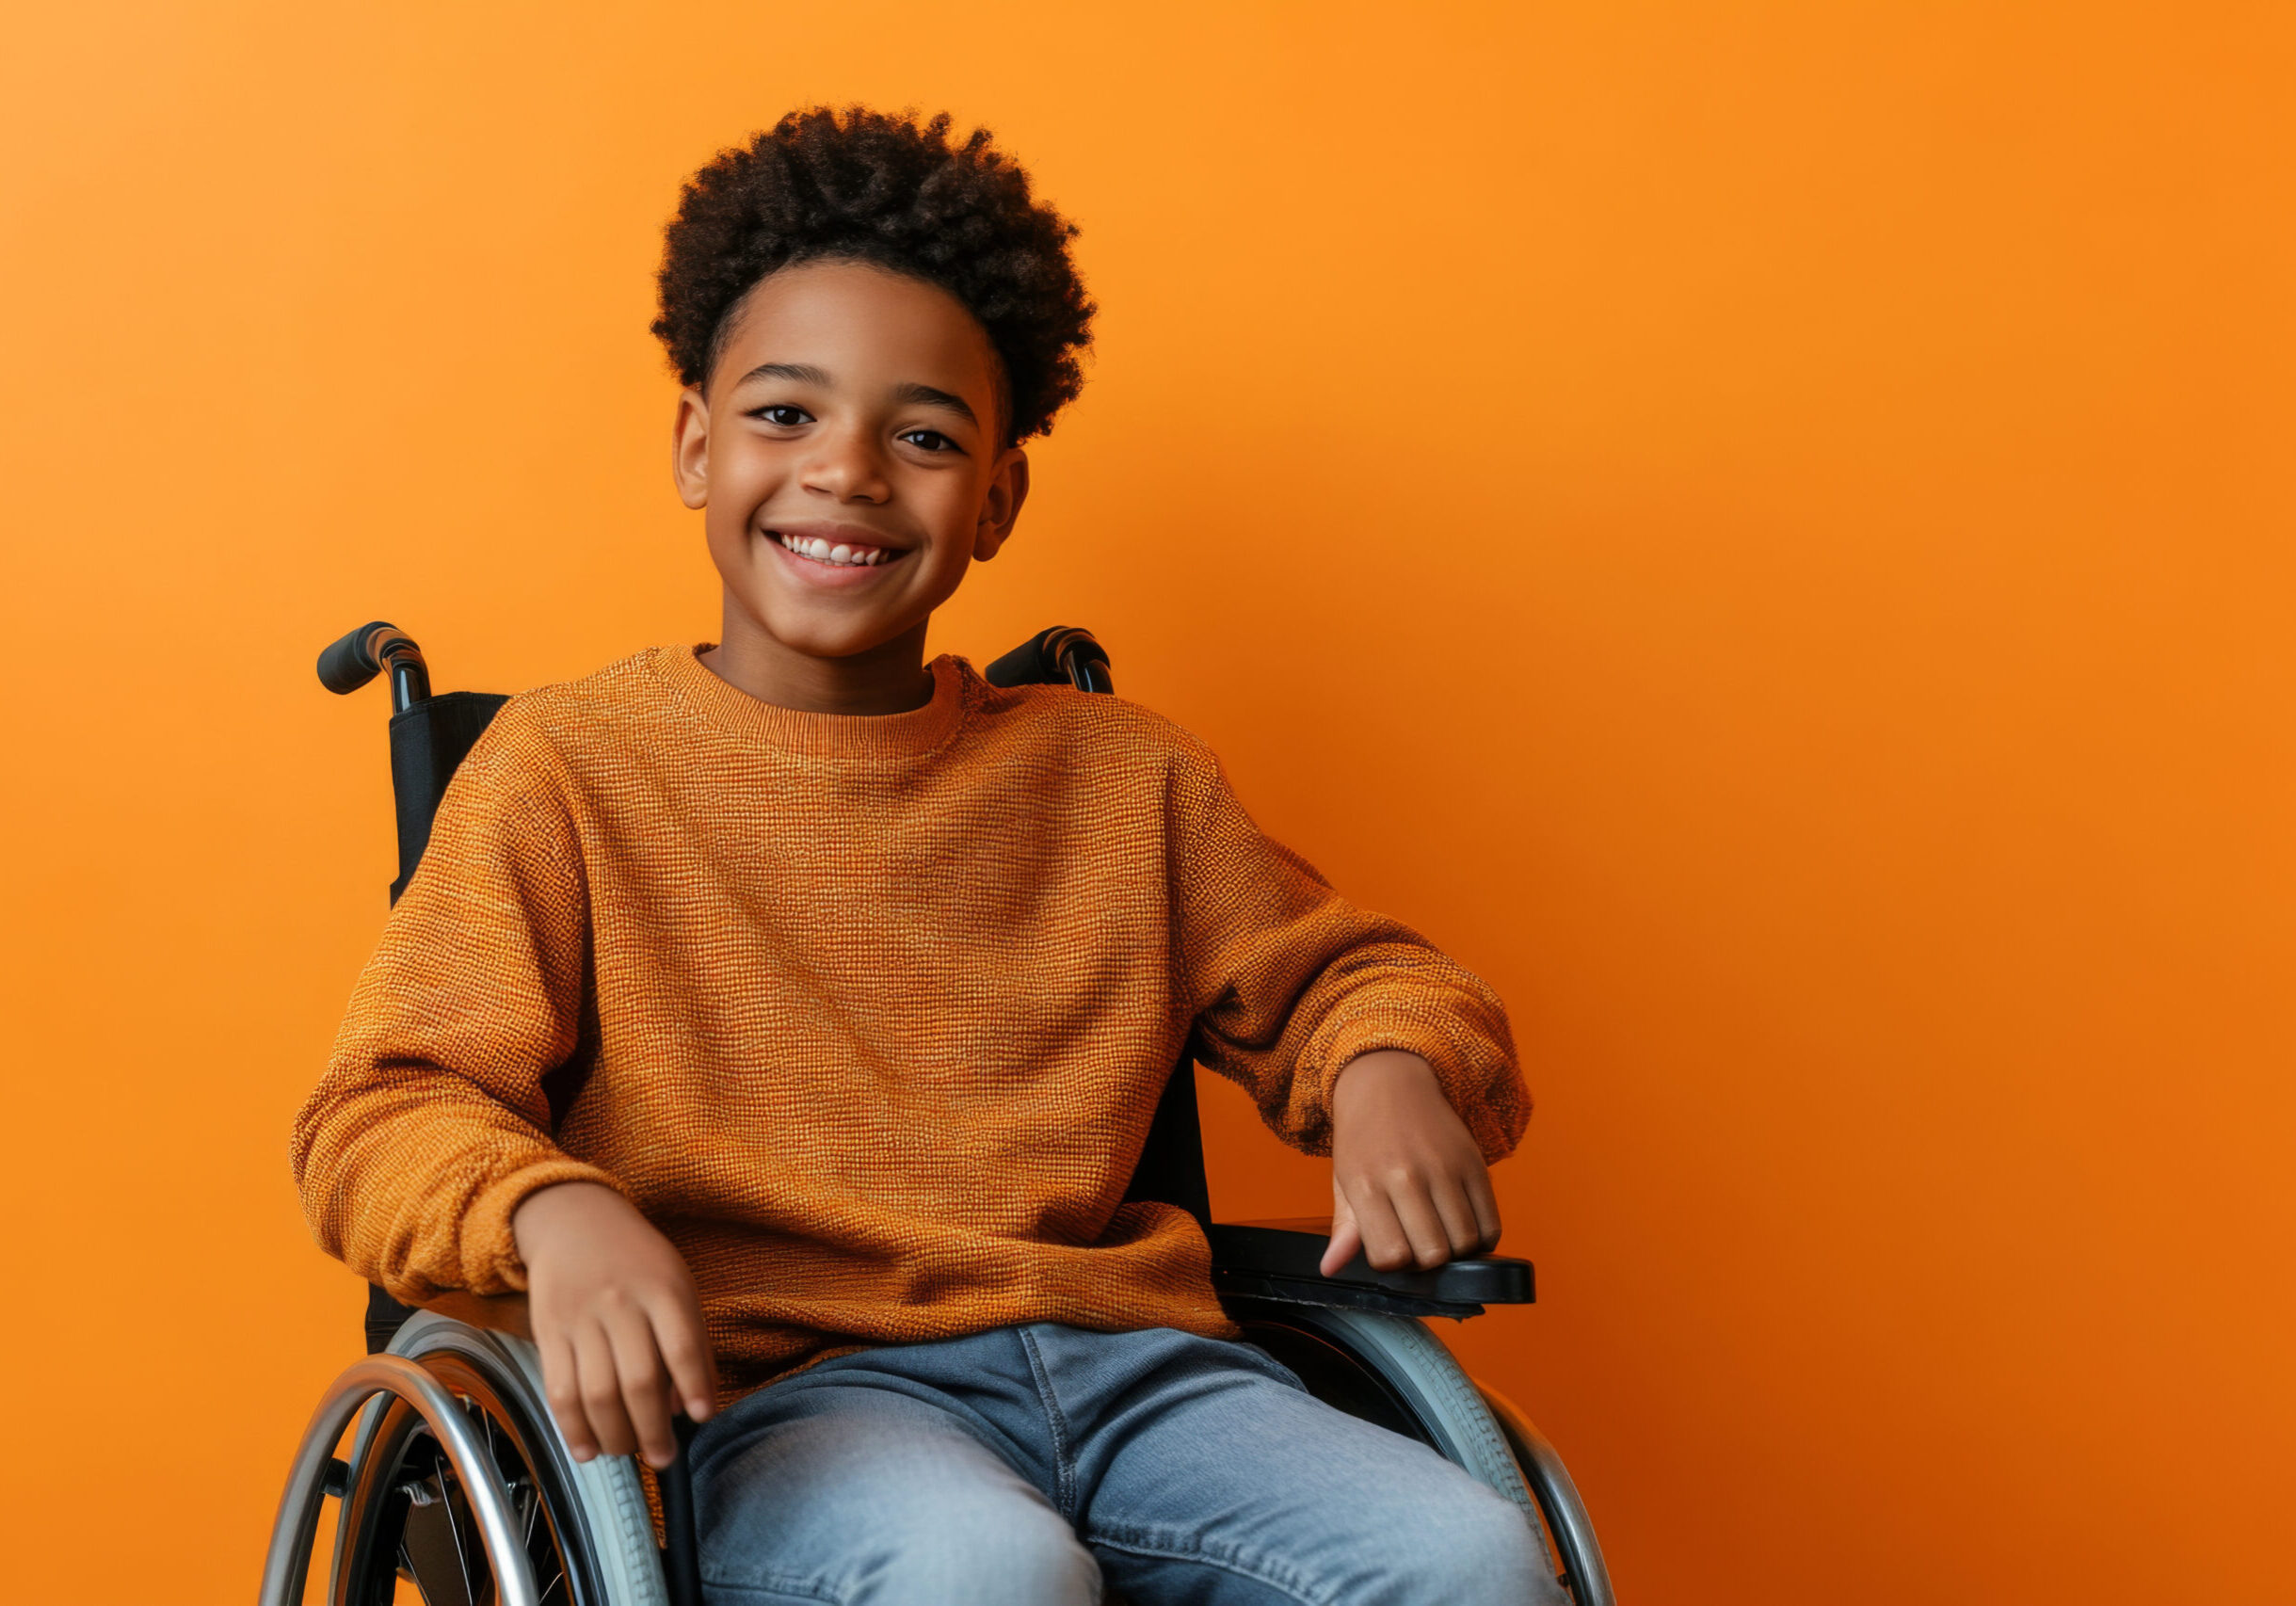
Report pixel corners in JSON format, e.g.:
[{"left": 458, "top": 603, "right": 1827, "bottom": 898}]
[{"left": 653, "top": 106, "right": 1095, "bottom": 446}]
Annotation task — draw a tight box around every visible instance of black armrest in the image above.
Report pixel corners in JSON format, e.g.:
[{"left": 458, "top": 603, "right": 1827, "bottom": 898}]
[{"left": 1207, "top": 1217, "right": 1533, "bottom": 1320}]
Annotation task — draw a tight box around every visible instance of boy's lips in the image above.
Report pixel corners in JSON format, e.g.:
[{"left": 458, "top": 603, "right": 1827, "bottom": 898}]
[{"left": 763, "top": 522, "right": 911, "bottom": 583}]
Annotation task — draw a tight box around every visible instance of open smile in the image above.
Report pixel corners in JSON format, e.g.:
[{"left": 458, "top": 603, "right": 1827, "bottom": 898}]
[
  {"left": 776, "top": 530, "right": 898, "bottom": 568},
  {"left": 763, "top": 522, "right": 913, "bottom": 586}
]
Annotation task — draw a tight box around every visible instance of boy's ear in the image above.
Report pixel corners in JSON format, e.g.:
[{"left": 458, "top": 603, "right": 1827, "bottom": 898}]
[
  {"left": 972, "top": 448, "right": 1031, "bottom": 562},
  {"left": 671, "top": 387, "right": 711, "bottom": 509}
]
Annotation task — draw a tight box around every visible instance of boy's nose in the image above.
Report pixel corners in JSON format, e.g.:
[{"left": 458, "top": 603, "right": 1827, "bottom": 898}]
[{"left": 799, "top": 429, "right": 891, "bottom": 504}]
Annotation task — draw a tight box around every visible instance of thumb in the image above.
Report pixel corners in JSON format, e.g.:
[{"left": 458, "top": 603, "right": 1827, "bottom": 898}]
[{"left": 1320, "top": 1186, "right": 1362, "bottom": 1277}]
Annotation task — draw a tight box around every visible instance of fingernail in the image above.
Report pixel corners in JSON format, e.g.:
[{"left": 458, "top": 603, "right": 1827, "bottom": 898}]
[
  {"left": 571, "top": 1446, "right": 594, "bottom": 1463},
  {"left": 687, "top": 1399, "right": 714, "bottom": 1421}
]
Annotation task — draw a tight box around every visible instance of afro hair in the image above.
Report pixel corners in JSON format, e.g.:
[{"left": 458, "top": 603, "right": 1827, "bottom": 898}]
[{"left": 653, "top": 106, "right": 1095, "bottom": 446}]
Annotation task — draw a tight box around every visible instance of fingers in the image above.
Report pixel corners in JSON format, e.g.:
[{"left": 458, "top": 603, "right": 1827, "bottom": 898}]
[
  {"left": 604, "top": 1309, "right": 679, "bottom": 1469},
  {"left": 1385, "top": 1176, "right": 1455, "bottom": 1270},
  {"left": 1465, "top": 1165, "right": 1503, "bottom": 1253},
  {"left": 1320, "top": 1188, "right": 1362, "bottom": 1277},
  {"left": 1430, "top": 1176, "right": 1486, "bottom": 1261},
  {"left": 653, "top": 1297, "right": 721, "bottom": 1425},
  {"left": 540, "top": 1333, "right": 597, "bottom": 1463},
  {"left": 572, "top": 1324, "right": 634, "bottom": 1462},
  {"left": 1341, "top": 1164, "right": 1505, "bottom": 1272},
  {"left": 540, "top": 1309, "right": 703, "bottom": 1466},
  {"left": 1432, "top": 1157, "right": 1506, "bottom": 1257},
  {"left": 1344, "top": 1177, "right": 1419, "bottom": 1273}
]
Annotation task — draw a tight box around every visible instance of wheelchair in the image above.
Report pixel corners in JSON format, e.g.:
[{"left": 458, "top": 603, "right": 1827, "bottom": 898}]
[{"left": 262, "top": 621, "right": 1616, "bottom": 1606}]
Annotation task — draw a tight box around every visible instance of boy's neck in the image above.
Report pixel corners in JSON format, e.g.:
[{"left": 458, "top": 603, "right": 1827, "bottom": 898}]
[{"left": 700, "top": 609, "right": 937, "bottom": 717}]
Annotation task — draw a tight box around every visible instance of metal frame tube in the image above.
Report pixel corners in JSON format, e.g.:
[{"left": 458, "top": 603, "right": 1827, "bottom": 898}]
[
  {"left": 1477, "top": 1386, "right": 1617, "bottom": 1606},
  {"left": 259, "top": 1353, "right": 540, "bottom": 1606}
]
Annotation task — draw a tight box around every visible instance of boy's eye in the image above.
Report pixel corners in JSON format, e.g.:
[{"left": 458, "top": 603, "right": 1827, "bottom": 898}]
[
  {"left": 753, "top": 405, "right": 811, "bottom": 427},
  {"left": 900, "top": 429, "right": 958, "bottom": 453}
]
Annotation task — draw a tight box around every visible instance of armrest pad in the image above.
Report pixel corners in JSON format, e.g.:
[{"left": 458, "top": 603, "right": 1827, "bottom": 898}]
[{"left": 1207, "top": 1217, "right": 1533, "bottom": 1317}]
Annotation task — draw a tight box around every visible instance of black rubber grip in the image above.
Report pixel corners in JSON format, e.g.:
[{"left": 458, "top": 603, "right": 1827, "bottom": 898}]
[
  {"left": 317, "top": 620, "right": 397, "bottom": 695},
  {"left": 984, "top": 626, "right": 1112, "bottom": 691},
  {"left": 984, "top": 627, "right": 1068, "bottom": 688}
]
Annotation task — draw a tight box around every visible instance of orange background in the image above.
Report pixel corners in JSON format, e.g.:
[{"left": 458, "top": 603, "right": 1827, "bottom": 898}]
[{"left": 2, "top": 4, "right": 2289, "bottom": 1602}]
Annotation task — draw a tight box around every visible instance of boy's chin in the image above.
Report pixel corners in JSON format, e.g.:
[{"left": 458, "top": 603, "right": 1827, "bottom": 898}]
[{"left": 741, "top": 600, "right": 924, "bottom": 663}]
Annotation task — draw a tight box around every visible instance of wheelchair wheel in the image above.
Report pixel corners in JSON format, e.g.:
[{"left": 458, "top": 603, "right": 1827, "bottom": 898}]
[
  {"left": 323, "top": 1314, "right": 666, "bottom": 1606},
  {"left": 333, "top": 1385, "right": 571, "bottom": 1606},
  {"left": 1228, "top": 1300, "right": 1614, "bottom": 1606}
]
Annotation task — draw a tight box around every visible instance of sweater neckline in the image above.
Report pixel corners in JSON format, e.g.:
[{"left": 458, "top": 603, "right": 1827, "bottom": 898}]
[{"left": 648, "top": 644, "right": 971, "bottom": 760}]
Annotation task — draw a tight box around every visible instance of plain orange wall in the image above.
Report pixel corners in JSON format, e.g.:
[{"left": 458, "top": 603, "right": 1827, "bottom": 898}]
[{"left": 2, "top": 3, "right": 2288, "bottom": 1601}]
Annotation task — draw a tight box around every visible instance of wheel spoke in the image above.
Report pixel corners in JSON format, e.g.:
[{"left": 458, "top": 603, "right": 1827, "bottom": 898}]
[{"left": 396, "top": 1462, "right": 481, "bottom": 1606}]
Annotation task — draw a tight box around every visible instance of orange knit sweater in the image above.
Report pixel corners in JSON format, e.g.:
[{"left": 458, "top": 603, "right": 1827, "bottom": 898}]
[{"left": 294, "top": 646, "right": 1527, "bottom": 1397}]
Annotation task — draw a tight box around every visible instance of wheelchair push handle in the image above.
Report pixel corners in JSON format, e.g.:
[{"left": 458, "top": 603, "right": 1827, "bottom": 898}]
[
  {"left": 985, "top": 625, "right": 1114, "bottom": 694},
  {"left": 317, "top": 619, "right": 432, "bottom": 712}
]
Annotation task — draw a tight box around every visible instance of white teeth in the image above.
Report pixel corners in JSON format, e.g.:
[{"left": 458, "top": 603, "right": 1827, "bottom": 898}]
[{"left": 776, "top": 531, "right": 894, "bottom": 568}]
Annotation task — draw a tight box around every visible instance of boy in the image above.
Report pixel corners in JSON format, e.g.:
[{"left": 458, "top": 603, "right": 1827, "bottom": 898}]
[{"left": 297, "top": 106, "right": 1558, "bottom": 1605}]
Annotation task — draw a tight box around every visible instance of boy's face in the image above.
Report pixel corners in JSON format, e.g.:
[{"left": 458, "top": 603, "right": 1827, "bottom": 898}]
[{"left": 672, "top": 259, "right": 1028, "bottom": 662}]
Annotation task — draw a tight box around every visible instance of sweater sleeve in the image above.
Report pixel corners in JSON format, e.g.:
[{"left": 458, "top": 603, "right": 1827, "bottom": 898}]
[
  {"left": 290, "top": 720, "right": 622, "bottom": 1303},
  {"left": 1165, "top": 737, "right": 1530, "bottom": 1161}
]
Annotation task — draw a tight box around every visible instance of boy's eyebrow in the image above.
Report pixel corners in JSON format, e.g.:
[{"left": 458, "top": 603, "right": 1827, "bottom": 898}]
[
  {"left": 733, "top": 361, "right": 835, "bottom": 388},
  {"left": 891, "top": 380, "right": 978, "bottom": 426}
]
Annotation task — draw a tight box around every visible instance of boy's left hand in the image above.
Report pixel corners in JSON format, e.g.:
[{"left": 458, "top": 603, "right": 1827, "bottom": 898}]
[{"left": 1321, "top": 1050, "right": 1502, "bottom": 1277}]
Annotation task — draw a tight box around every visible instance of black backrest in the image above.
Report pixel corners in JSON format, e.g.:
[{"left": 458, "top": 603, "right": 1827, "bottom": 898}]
[{"left": 386, "top": 691, "right": 509, "bottom": 904}]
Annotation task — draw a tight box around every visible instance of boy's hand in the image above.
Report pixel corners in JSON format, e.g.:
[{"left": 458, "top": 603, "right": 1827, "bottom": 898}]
[
  {"left": 1321, "top": 1050, "right": 1502, "bottom": 1277},
  {"left": 511, "top": 1180, "right": 719, "bottom": 1468}
]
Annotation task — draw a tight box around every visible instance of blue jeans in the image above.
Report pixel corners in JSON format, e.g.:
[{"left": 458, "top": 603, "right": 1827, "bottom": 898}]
[{"left": 689, "top": 1323, "right": 1562, "bottom": 1606}]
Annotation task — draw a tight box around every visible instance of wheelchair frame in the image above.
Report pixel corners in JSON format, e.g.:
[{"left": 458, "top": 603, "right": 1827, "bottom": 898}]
[{"left": 265, "top": 622, "right": 1614, "bottom": 1606}]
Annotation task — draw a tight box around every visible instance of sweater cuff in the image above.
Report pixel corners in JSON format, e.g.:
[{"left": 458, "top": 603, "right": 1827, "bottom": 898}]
[
  {"left": 462, "top": 1155, "right": 634, "bottom": 1294},
  {"left": 1313, "top": 1013, "right": 1528, "bottom": 1164}
]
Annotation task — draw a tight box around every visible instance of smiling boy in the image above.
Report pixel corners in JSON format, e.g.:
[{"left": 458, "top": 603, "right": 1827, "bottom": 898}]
[{"left": 297, "top": 107, "right": 1556, "bottom": 1605}]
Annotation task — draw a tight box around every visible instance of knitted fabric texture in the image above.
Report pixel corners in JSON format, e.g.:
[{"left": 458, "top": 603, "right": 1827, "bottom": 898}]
[{"left": 293, "top": 646, "right": 1528, "bottom": 1399}]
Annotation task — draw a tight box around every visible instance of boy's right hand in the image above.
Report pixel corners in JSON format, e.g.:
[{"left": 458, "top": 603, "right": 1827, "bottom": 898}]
[{"left": 510, "top": 1180, "right": 718, "bottom": 1468}]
